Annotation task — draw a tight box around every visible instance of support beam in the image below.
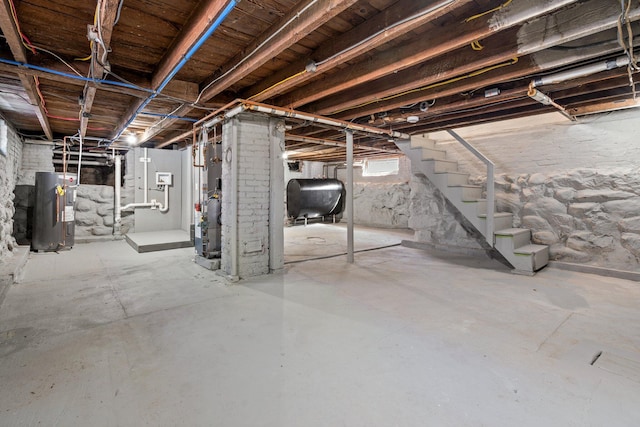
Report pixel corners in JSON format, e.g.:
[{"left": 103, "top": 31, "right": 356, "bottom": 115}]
[
  {"left": 274, "top": 0, "right": 579, "bottom": 109},
  {"left": 198, "top": 0, "right": 359, "bottom": 102},
  {"left": 333, "top": 36, "right": 624, "bottom": 120},
  {"left": 286, "top": 135, "right": 401, "bottom": 155},
  {"left": 312, "top": 0, "right": 637, "bottom": 116},
  {"left": 0, "top": 0, "right": 53, "bottom": 140},
  {"left": 112, "top": 0, "right": 235, "bottom": 141},
  {"left": 346, "top": 130, "right": 354, "bottom": 264},
  {"left": 80, "top": 0, "right": 120, "bottom": 138},
  {"left": 0, "top": 61, "right": 199, "bottom": 101},
  {"left": 242, "top": 0, "right": 465, "bottom": 102}
]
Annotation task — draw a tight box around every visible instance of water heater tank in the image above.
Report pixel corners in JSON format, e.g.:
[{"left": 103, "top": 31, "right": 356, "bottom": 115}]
[
  {"left": 32, "top": 172, "right": 76, "bottom": 251},
  {"left": 286, "top": 178, "right": 345, "bottom": 220}
]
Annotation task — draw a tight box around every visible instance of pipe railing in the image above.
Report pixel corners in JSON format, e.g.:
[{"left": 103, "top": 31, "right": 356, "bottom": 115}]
[{"left": 446, "top": 129, "right": 495, "bottom": 246}]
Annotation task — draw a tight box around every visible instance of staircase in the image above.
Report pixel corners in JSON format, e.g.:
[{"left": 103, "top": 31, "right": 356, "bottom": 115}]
[{"left": 395, "top": 133, "right": 548, "bottom": 274}]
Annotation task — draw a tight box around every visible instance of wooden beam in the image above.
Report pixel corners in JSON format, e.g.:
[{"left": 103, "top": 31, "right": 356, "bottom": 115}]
[
  {"left": 274, "top": 0, "right": 579, "bottom": 109},
  {"left": 242, "top": 0, "right": 467, "bottom": 101},
  {"left": 198, "top": 0, "right": 360, "bottom": 102},
  {"left": 112, "top": 0, "right": 234, "bottom": 141},
  {"left": 286, "top": 134, "right": 401, "bottom": 154},
  {"left": 0, "top": 61, "right": 201, "bottom": 102},
  {"left": 80, "top": 0, "right": 120, "bottom": 138},
  {"left": 324, "top": 0, "right": 640, "bottom": 120},
  {"left": 0, "top": 0, "right": 53, "bottom": 139}
]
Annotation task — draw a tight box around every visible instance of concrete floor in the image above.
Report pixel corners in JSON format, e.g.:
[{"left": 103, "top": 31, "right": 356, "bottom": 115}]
[{"left": 1, "top": 226, "right": 639, "bottom": 426}]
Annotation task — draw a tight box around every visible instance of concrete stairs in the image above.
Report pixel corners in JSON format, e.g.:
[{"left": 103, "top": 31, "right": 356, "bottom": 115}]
[{"left": 396, "top": 135, "right": 548, "bottom": 274}]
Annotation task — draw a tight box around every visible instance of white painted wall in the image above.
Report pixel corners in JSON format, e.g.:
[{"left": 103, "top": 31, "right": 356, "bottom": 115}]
[
  {"left": 427, "top": 110, "right": 640, "bottom": 176},
  {"left": 409, "top": 109, "right": 640, "bottom": 270},
  {"left": 133, "top": 147, "right": 184, "bottom": 233}
]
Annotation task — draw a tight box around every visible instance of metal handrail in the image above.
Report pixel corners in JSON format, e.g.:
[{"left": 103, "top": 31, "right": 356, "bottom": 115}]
[{"left": 446, "top": 129, "right": 495, "bottom": 246}]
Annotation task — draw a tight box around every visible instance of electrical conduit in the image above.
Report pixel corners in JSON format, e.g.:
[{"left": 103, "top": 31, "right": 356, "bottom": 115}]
[{"left": 111, "top": 0, "right": 238, "bottom": 143}]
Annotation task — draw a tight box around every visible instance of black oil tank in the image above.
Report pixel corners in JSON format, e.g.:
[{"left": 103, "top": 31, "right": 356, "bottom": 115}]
[{"left": 286, "top": 178, "right": 345, "bottom": 219}]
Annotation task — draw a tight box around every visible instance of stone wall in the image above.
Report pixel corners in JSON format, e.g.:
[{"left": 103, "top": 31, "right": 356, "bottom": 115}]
[
  {"left": 409, "top": 174, "right": 483, "bottom": 250},
  {"left": 75, "top": 185, "right": 115, "bottom": 238},
  {"left": 410, "top": 110, "right": 640, "bottom": 271},
  {"left": 337, "top": 156, "right": 412, "bottom": 228},
  {"left": 353, "top": 182, "right": 410, "bottom": 228},
  {"left": 13, "top": 142, "right": 55, "bottom": 245},
  {"left": 0, "top": 122, "right": 23, "bottom": 260},
  {"left": 469, "top": 170, "right": 640, "bottom": 270}
]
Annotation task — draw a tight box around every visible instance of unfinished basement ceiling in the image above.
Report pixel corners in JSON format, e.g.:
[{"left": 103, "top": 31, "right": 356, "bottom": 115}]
[{"left": 0, "top": 0, "right": 639, "bottom": 161}]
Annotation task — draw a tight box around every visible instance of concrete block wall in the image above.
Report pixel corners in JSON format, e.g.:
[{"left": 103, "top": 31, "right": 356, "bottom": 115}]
[
  {"left": 0, "top": 122, "right": 23, "bottom": 259},
  {"left": 222, "top": 114, "right": 285, "bottom": 279},
  {"left": 411, "top": 110, "right": 640, "bottom": 271},
  {"left": 17, "top": 142, "right": 54, "bottom": 186}
]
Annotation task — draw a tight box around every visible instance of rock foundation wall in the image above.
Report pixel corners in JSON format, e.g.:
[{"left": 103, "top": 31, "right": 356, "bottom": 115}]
[
  {"left": 410, "top": 110, "right": 640, "bottom": 271},
  {"left": 1, "top": 123, "right": 23, "bottom": 259}
]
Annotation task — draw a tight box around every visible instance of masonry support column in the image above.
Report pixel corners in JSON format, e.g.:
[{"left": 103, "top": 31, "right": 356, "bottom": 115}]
[
  {"left": 346, "top": 130, "right": 354, "bottom": 264},
  {"left": 221, "top": 113, "right": 285, "bottom": 279}
]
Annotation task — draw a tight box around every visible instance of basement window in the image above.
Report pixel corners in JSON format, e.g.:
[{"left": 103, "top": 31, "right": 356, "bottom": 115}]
[
  {"left": 0, "top": 119, "right": 7, "bottom": 156},
  {"left": 287, "top": 161, "right": 301, "bottom": 172},
  {"left": 362, "top": 158, "right": 399, "bottom": 177}
]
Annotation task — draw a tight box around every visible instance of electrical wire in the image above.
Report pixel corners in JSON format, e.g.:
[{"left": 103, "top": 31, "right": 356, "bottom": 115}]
[
  {"left": 0, "top": 89, "right": 31, "bottom": 104},
  {"left": 464, "top": 0, "right": 513, "bottom": 23},
  {"left": 114, "top": 0, "right": 125, "bottom": 25},
  {"left": 34, "top": 76, "right": 48, "bottom": 114},
  {"left": 195, "top": 0, "right": 320, "bottom": 104},
  {"left": 0, "top": 34, "right": 84, "bottom": 77},
  {"left": 7, "top": 0, "right": 37, "bottom": 54},
  {"left": 328, "top": 57, "right": 520, "bottom": 115},
  {"left": 245, "top": 0, "right": 456, "bottom": 102},
  {"left": 247, "top": 69, "right": 307, "bottom": 100}
]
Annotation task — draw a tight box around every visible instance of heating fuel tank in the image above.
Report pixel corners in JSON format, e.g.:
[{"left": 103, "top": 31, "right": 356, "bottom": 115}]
[{"left": 286, "top": 178, "right": 345, "bottom": 220}]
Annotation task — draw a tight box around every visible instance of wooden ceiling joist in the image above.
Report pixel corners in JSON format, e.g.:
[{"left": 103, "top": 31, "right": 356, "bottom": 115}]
[
  {"left": 242, "top": 0, "right": 467, "bottom": 102},
  {"left": 0, "top": 0, "right": 53, "bottom": 140},
  {"left": 80, "top": 0, "right": 120, "bottom": 138},
  {"left": 197, "top": 0, "right": 361, "bottom": 102},
  {"left": 274, "top": 0, "right": 579, "bottom": 110},
  {"left": 112, "top": 0, "right": 236, "bottom": 141}
]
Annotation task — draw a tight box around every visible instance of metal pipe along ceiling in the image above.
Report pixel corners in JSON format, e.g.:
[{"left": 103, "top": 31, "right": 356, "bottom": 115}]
[
  {"left": 199, "top": 100, "right": 411, "bottom": 140},
  {"left": 111, "top": 0, "right": 238, "bottom": 143}
]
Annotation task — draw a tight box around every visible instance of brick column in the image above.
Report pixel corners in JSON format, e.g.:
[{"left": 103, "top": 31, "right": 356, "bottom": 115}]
[{"left": 221, "top": 113, "right": 285, "bottom": 279}]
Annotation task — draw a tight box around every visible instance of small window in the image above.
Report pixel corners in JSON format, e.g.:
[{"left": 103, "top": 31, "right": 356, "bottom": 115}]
[
  {"left": 362, "top": 158, "right": 399, "bottom": 177},
  {"left": 287, "top": 161, "right": 301, "bottom": 172},
  {"left": 0, "top": 119, "right": 7, "bottom": 156}
]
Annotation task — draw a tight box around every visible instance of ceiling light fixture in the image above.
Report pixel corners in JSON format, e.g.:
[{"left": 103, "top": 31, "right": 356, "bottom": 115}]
[
  {"left": 126, "top": 134, "right": 137, "bottom": 144},
  {"left": 406, "top": 115, "right": 420, "bottom": 123}
]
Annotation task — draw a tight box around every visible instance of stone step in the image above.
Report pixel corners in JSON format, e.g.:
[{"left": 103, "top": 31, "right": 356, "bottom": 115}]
[
  {"left": 425, "top": 159, "right": 458, "bottom": 173},
  {"left": 477, "top": 213, "right": 513, "bottom": 231},
  {"left": 435, "top": 172, "right": 469, "bottom": 186},
  {"left": 512, "top": 244, "right": 549, "bottom": 272},
  {"left": 410, "top": 134, "right": 436, "bottom": 149},
  {"left": 421, "top": 147, "right": 447, "bottom": 160},
  {"left": 448, "top": 185, "right": 482, "bottom": 201},
  {"left": 494, "top": 228, "right": 531, "bottom": 249}
]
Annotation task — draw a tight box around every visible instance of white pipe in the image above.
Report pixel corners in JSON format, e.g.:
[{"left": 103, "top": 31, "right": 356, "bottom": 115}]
[
  {"left": 143, "top": 147, "right": 148, "bottom": 204},
  {"left": 245, "top": 103, "right": 411, "bottom": 139},
  {"left": 53, "top": 160, "right": 107, "bottom": 166},
  {"left": 159, "top": 185, "right": 169, "bottom": 213},
  {"left": 346, "top": 130, "right": 354, "bottom": 264},
  {"left": 532, "top": 56, "right": 630, "bottom": 87},
  {"left": 115, "top": 153, "right": 121, "bottom": 223},
  {"left": 77, "top": 134, "right": 84, "bottom": 185},
  {"left": 121, "top": 186, "right": 169, "bottom": 212},
  {"left": 230, "top": 118, "right": 239, "bottom": 278}
]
